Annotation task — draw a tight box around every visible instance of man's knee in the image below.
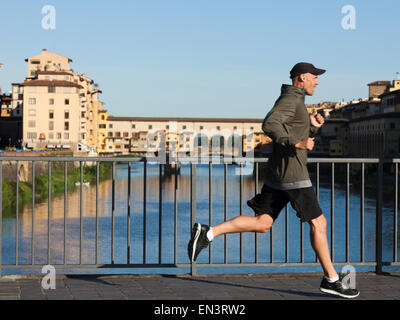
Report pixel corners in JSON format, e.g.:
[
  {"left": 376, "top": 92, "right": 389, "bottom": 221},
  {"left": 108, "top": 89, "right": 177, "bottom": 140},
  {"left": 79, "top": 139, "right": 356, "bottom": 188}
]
[
  {"left": 256, "top": 214, "right": 273, "bottom": 233},
  {"left": 309, "top": 214, "right": 327, "bottom": 233}
]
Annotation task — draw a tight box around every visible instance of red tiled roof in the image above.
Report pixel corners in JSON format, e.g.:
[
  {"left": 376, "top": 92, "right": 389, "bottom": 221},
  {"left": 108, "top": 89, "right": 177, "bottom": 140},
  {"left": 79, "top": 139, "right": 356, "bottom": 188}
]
[
  {"left": 379, "top": 88, "right": 400, "bottom": 98},
  {"left": 368, "top": 81, "right": 390, "bottom": 86},
  {"left": 18, "top": 80, "right": 83, "bottom": 89},
  {"left": 37, "top": 71, "right": 73, "bottom": 76},
  {"left": 107, "top": 116, "right": 264, "bottom": 123}
]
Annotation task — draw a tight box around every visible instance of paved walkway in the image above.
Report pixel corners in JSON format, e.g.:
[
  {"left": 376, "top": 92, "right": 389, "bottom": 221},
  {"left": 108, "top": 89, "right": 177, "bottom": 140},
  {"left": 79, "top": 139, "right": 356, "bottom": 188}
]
[{"left": 0, "top": 272, "right": 399, "bottom": 300}]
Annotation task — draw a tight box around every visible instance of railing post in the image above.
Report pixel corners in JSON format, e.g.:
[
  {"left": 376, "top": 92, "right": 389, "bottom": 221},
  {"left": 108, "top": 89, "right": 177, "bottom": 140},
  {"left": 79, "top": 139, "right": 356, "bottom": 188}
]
[
  {"left": 190, "top": 162, "right": 197, "bottom": 276},
  {"left": 376, "top": 160, "right": 383, "bottom": 274},
  {"left": 0, "top": 160, "right": 2, "bottom": 278}
]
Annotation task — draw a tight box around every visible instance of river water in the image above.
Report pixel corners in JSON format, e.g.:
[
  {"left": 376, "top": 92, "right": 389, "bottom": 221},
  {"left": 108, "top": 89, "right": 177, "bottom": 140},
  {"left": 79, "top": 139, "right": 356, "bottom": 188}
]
[{"left": 1, "top": 162, "right": 399, "bottom": 275}]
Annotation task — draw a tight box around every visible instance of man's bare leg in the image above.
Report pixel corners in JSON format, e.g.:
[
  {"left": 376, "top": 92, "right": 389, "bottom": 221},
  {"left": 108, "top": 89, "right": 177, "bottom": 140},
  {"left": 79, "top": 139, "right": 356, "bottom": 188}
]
[
  {"left": 211, "top": 214, "right": 274, "bottom": 238},
  {"left": 309, "top": 214, "right": 338, "bottom": 279}
]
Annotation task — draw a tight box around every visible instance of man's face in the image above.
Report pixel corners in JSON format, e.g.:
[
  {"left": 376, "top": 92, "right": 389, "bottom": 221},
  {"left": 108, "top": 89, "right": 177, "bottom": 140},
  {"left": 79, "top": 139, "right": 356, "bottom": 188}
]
[{"left": 300, "top": 73, "right": 319, "bottom": 95}]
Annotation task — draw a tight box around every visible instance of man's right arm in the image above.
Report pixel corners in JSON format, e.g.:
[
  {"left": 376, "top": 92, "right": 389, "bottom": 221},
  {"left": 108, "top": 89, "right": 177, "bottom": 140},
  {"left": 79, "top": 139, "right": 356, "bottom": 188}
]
[{"left": 295, "top": 137, "right": 315, "bottom": 151}]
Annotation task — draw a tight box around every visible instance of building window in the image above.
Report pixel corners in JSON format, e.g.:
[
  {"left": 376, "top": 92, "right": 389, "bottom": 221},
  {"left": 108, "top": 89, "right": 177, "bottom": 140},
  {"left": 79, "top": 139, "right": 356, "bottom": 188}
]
[
  {"left": 116, "top": 132, "right": 121, "bottom": 137},
  {"left": 216, "top": 126, "right": 220, "bottom": 130},
  {"left": 109, "top": 124, "right": 113, "bottom": 129},
  {"left": 30, "top": 60, "right": 40, "bottom": 65},
  {"left": 28, "top": 109, "right": 36, "bottom": 116},
  {"left": 49, "top": 133, "right": 54, "bottom": 139},
  {"left": 28, "top": 121, "right": 36, "bottom": 128},
  {"left": 183, "top": 125, "right": 187, "bottom": 130},
  {"left": 391, "top": 123, "right": 395, "bottom": 129},
  {"left": 27, "top": 132, "right": 37, "bottom": 139},
  {"left": 123, "top": 132, "right": 129, "bottom": 137},
  {"left": 64, "top": 133, "right": 69, "bottom": 139},
  {"left": 149, "top": 125, "right": 152, "bottom": 129},
  {"left": 64, "top": 122, "right": 69, "bottom": 131},
  {"left": 200, "top": 126, "right": 204, "bottom": 130},
  {"left": 65, "top": 99, "right": 69, "bottom": 105},
  {"left": 57, "top": 133, "right": 62, "bottom": 139},
  {"left": 49, "top": 98, "right": 54, "bottom": 105},
  {"left": 108, "top": 132, "right": 113, "bottom": 137},
  {"left": 49, "top": 121, "right": 54, "bottom": 131},
  {"left": 29, "top": 98, "right": 36, "bottom": 105},
  {"left": 49, "top": 110, "right": 54, "bottom": 119},
  {"left": 132, "top": 124, "right": 136, "bottom": 129},
  {"left": 101, "top": 115, "right": 105, "bottom": 120},
  {"left": 65, "top": 110, "right": 69, "bottom": 119},
  {"left": 48, "top": 86, "right": 55, "bottom": 93}
]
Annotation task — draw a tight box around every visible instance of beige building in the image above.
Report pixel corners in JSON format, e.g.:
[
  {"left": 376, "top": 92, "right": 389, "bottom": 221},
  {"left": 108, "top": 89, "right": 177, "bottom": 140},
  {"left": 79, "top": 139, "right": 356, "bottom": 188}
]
[
  {"left": 310, "top": 119, "right": 349, "bottom": 157},
  {"left": 348, "top": 112, "right": 400, "bottom": 158},
  {"left": 103, "top": 116, "right": 268, "bottom": 156},
  {"left": 25, "top": 50, "right": 72, "bottom": 79},
  {"left": 379, "top": 87, "right": 400, "bottom": 114},
  {"left": 11, "top": 49, "right": 104, "bottom": 153}
]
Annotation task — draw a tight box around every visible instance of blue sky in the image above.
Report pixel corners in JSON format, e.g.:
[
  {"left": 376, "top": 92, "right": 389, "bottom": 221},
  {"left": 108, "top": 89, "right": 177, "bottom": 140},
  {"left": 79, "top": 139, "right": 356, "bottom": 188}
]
[{"left": 0, "top": 0, "right": 399, "bottom": 118}]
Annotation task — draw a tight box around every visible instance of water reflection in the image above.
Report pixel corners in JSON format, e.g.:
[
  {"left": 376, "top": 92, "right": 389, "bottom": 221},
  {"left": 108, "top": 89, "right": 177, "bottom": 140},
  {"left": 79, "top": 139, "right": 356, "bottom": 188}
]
[{"left": 1, "top": 162, "right": 398, "bottom": 272}]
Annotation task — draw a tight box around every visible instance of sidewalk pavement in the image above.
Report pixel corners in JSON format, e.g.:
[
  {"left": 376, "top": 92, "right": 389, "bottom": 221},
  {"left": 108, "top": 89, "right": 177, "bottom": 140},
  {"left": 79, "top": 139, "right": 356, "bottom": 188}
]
[{"left": 0, "top": 272, "right": 399, "bottom": 300}]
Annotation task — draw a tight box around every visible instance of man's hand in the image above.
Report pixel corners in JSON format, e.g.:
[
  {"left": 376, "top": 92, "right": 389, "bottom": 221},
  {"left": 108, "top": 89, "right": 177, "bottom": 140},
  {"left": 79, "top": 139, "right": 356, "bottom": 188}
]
[
  {"left": 310, "top": 111, "right": 325, "bottom": 128},
  {"left": 295, "top": 137, "right": 315, "bottom": 151}
]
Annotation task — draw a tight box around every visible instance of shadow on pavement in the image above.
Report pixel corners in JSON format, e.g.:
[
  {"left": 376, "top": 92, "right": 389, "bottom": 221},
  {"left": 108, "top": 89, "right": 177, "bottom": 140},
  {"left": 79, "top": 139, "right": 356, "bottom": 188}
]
[
  {"left": 161, "top": 275, "right": 337, "bottom": 299},
  {"left": 66, "top": 275, "right": 116, "bottom": 286}
]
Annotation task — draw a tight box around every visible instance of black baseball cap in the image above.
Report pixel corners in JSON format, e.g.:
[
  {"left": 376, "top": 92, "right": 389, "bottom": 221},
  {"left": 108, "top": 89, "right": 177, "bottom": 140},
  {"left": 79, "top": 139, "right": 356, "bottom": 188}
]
[{"left": 290, "top": 62, "right": 326, "bottom": 79}]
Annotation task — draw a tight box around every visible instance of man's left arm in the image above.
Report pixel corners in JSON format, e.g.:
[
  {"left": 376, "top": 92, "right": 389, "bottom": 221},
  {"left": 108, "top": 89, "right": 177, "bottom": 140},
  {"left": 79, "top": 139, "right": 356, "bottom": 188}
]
[{"left": 309, "top": 112, "right": 325, "bottom": 137}]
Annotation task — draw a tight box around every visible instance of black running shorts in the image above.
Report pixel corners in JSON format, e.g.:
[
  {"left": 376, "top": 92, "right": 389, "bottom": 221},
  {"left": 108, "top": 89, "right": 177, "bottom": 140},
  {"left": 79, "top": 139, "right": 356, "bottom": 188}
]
[{"left": 247, "top": 184, "right": 323, "bottom": 223}]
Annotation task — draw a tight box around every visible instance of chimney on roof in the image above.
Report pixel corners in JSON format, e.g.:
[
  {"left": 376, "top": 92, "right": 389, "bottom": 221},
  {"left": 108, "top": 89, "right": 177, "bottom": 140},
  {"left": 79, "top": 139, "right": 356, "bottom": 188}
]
[
  {"left": 368, "top": 81, "right": 391, "bottom": 99},
  {"left": 42, "top": 49, "right": 47, "bottom": 53}
]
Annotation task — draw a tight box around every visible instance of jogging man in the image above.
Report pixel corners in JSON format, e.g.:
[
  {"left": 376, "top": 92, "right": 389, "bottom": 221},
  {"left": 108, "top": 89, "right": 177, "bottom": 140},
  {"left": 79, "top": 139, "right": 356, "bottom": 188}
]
[{"left": 188, "top": 62, "right": 360, "bottom": 299}]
